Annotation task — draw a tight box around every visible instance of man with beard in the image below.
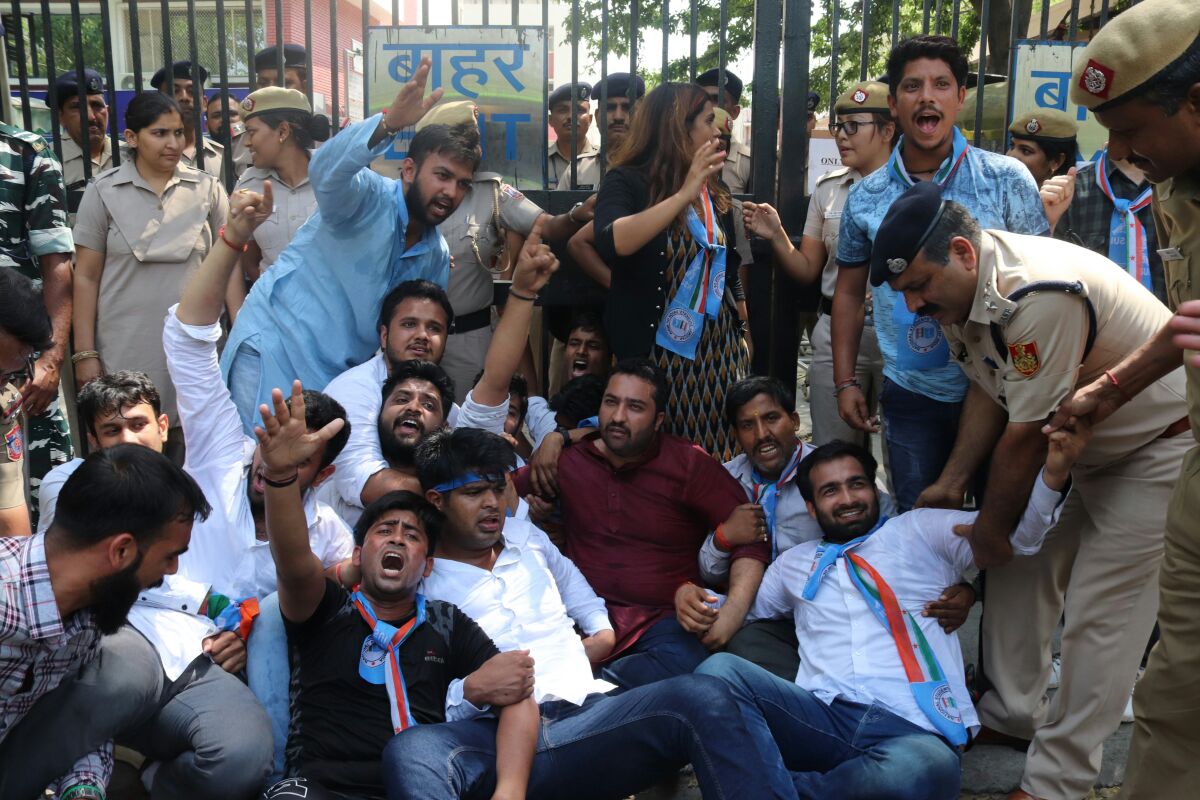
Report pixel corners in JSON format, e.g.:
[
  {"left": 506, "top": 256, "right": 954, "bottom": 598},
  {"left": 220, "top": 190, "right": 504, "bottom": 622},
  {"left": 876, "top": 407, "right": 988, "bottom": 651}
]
[
  {"left": 515, "top": 359, "right": 770, "bottom": 688},
  {"left": 149, "top": 61, "right": 225, "bottom": 179},
  {"left": 695, "top": 427, "right": 1085, "bottom": 799},
  {"left": 829, "top": 35, "right": 1048, "bottom": 512},
  {"left": 254, "top": 390, "right": 539, "bottom": 800},
  {"left": 393, "top": 426, "right": 790, "bottom": 800},
  {"left": 0, "top": 444, "right": 212, "bottom": 800},
  {"left": 54, "top": 69, "right": 113, "bottom": 217},
  {"left": 556, "top": 73, "right": 643, "bottom": 191},
  {"left": 221, "top": 58, "right": 476, "bottom": 432},
  {"left": 205, "top": 91, "right": 242, "bottom": 140}
]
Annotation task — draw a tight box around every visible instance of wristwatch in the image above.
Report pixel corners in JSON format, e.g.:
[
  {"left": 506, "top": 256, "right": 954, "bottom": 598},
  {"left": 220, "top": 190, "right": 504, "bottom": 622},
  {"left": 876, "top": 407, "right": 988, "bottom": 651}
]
[
  {"left": 555, "top": 426, "right": 573, "bottom": 448},
  {"left": 568, "top": 201, "right": 585, "bottom": 223}
]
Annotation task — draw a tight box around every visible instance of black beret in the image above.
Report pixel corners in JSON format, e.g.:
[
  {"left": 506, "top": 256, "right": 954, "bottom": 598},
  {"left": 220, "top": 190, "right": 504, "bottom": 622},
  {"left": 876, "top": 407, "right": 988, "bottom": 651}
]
[
  {"left": 150, "top": 60, "right": 209, "bottom": 90},
  {"left": 549, "top": 82, "right": 592, "bottom": 109},
  {"left": 869, "top": 181, "right": 947, "bottom": 287},
  {"left": 696, "top": 68, "right": 744, "bottom": 102},
  {"left": 806, "top": 91, "right": 821, "bottom": 113},
  {"left": 254, "top": 44, "right": 308, "bottom": 72},
  {"left": 54, "top": 69, "right": 105, "bottom": 106},
  {"left": 592, "top": 73, "right": 645, "bottom": 101}
]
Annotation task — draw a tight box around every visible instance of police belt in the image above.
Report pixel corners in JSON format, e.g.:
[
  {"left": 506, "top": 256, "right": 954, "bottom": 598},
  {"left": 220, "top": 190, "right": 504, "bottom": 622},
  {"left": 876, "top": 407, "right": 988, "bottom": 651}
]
[{"left": 451, "top": 307, "right": 492, "bottom": 335}]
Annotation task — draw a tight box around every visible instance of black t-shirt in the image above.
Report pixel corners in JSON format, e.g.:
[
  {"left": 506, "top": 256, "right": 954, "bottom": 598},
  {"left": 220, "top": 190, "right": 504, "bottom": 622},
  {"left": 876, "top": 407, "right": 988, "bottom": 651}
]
[{"left": 284, "top": 579, "right": 499, "bottom": 798}]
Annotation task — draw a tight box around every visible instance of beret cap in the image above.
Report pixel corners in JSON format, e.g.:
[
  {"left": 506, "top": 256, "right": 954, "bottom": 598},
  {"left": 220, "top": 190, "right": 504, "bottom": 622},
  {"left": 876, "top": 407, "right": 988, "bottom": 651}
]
[
  {"left": 415, "top": 100, "right": 478, "bottom": 132},
  {"left": 870, "top": 181, "right": 948, "bottom": 287},
  {"left": 1008, "top": 107, "right": 1079, "bottom": 142},
  {"left": 240, "top": 86, "right": 311, "bottom": 120},
  {"left": 54, "top": 69, "right": 105, "bottom": 105},
  {"left": 150, "top": 60, "right": 209, "bottom": 89},
  {"left": 549, "top": 82, "right": 592, "bottom": 108},
  {"left": 696, "top": 68, "right": 744, "bottom": 102},
  {"left": 254, "top": 44, "right": 308, "bottom": 72},
  {"left": 591, "top": 73, "right": 646, "bottom": 101},
  {"left": 835, "top": 81, "right": 891, "bottom": 115}
]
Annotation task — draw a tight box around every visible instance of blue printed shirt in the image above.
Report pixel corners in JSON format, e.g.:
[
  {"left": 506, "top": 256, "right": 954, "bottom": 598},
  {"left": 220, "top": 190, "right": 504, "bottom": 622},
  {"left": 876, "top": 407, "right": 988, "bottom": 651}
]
[
  {"left": 836, "top": 132, "right": 1048, "bottom": 402},
  {"left": 220, "top": 113, "right": 451, "bottom": 431}
]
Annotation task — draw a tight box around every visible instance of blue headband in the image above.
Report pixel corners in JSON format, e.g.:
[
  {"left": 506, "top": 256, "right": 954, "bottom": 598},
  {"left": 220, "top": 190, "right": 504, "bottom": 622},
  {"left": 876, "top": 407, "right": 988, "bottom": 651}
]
[{"left": 431, "top": 471, "right": 506, "bottom": 494}]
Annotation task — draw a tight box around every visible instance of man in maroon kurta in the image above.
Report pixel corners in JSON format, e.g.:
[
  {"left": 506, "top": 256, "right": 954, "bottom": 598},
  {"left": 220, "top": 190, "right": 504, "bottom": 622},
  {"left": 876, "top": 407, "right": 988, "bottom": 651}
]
[{"left": 516, "top": 359, "right": 768, "bottom": 688}]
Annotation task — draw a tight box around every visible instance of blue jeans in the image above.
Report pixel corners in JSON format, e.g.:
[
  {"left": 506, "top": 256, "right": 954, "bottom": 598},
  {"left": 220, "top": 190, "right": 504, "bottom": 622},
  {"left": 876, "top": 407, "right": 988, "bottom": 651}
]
[
  {"left": 246, "top": 592, "right": 290, "bottom": 782},
  {"left": 598, "top": 616, "right": 710, "bottom": 689},
  {"left": 381, "top": 673, "right": 792, "bottom": 800},
  {"left": 697, "top": 654, "right": 961, "bottom": 800},
  {"left": 879, "top": 377, "right": 964, "bottom": 512}
]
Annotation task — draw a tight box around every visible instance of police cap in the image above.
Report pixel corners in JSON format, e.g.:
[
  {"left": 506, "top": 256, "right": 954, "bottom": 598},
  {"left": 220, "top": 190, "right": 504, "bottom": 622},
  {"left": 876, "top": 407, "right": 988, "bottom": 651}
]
[
  {"left": 548, "top": 82, "right": 592, "bottom": 109},
  {"left": 254, "top": 44, "right": 308, "bottom": 72},
  {"left": 1008, "top": 108, "right": 1078, "bottom": 143},
  {"left": 54, "top": 69, "right": 105, "bottom": 108},
  {"left": 696, "top": 68, "right": 744, "bottom": 103},
  {"left": 835, "top": 81, "right": 890, "bottom": 115},
  {"left": 869, "top": 181, "right": 947, "bottom": 287},
  {"left": 592, "top": 73, "right": 646, "bottom": 101},
  {"left": 150, "top": 60, "right": 209, "bottom": 90}
]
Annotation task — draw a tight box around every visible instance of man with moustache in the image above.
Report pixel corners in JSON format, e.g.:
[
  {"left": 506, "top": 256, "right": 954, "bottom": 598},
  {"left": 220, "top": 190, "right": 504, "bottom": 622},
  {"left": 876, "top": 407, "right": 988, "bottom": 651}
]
[
  {"left": 149, "top": 61, "right": 225, "bottom": 179},
  {"left": 222, "top": 58, "right": 475, "bottom": 432},
  {"left": 0, "top": 445, "right": 211, "bottom": 800},
  {"left": 254, "top": 393, "right": 539, "bottom": 800},
  {"left": 556, "top": 73, "right": 643, "bottom": 190},
  {"left": 878, "top": 182, "right": 1189, "bottom": 800},
  {"left": 55, "top": 69, "right": 113, "bottom": 217},
  {"left": 696, "top": 427, "right": 1084, "bottom": 800},
  {"left": 515, "top": 359, "right": 770, "bottom": 688},
  {"left": 830, "top": 35, "right": 1048, "bottom": 512},
  {"left": 521, "top": 309, "right": 611, "bottom": 454},
  {"left": 546, "top": 82, "right": 597, "bottom": 188}
]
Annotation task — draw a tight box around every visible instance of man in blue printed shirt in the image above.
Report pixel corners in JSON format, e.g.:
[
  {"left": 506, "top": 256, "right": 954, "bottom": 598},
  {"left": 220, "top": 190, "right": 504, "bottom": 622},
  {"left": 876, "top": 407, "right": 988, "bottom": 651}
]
[
  {"left": 221, "top": 58, "right": 476, "bottom": 433},
  {"left": 830, "top": 35, "right": 1048, "bottom": 511}
]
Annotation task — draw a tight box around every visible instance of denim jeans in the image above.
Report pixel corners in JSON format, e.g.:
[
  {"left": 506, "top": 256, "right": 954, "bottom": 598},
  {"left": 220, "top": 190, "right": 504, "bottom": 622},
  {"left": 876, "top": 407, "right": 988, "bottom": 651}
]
[
  {"left": 381, "top": 673, "right": 792, "bottom": 800},
  {"left": 697, "top": 654, "right": 961, "bottom": 800},
  {"left": 598, "top": 616, "right": 710, "bottom": 689},
  {"left": 879, "top": 377, "right": 964, "bottom": 512},
  {"left": 246, "top": 592, "right": 290, "bottom": 782}
]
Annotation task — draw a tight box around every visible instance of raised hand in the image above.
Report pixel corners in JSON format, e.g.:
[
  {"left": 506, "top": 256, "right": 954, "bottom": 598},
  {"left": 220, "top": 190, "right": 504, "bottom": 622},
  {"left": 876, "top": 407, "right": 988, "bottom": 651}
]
[
  {"left": 684, "top": 137, "right": 727, "bottom": 198},
  {"left": 384, "top": 57, "right": 445, "bottom": 132},
  {"left": 254, "top": 380, "right": 346, "bottom": 476},
  {"left": 511, "top": 216, "right": 559, "bottom": 297},
  {"left": 1040, "top": 166, "right": 1077, "bottom": 231},
  {"left": 743, "top": 201, "right": 784, "bottom": 241},
  {"left": 227, "top": 180, "right": 275, "bottom": 243}
]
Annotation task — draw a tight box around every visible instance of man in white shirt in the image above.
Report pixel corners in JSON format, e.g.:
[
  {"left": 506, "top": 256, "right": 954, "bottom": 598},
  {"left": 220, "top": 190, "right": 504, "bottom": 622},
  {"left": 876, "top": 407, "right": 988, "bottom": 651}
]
[
  {"left": 384, "top": 426, "right": 794, "bottom": 799},
  {"left": 695, "top": 428, "right": 1085, "bottom": 799}
]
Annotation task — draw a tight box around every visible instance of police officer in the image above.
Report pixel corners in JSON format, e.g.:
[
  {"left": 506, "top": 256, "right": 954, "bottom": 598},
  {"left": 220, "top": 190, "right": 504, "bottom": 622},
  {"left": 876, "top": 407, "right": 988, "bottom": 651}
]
[
  {"left": 874, "top": 180, "right": 1190, "bottom": 800},
  {"left": 1047, "top": 2, "right": 1200, "bottom": 796},
  {"left": 1005, "top": 108, "right": 1078, "bottom": 187},
  {"left": 385, "top": 101, "right": 593, "bottom": 400},
  {"left": 149, "top": 60, "right": 224, "bottom": 179},
  {"left": 547, "top": 81, "right": 597, "bottom": 188},
  {"left": 697, "top": 68, "right": 752, "bottom": 194},
  {"left": 54, "top": 69, "right": 113, "bottom": 217},
  {"left": 255, "top": 43, "right": 310, "bottom": 92},
  {"left": 559, "top": 73, "right": 645, "bottom": 190}
]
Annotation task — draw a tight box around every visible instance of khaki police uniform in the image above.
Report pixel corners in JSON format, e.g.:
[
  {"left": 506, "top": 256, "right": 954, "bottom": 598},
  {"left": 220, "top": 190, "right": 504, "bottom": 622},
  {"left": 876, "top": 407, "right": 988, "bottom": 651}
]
[
  {"left": 946, "top": 231, "right": 1189, "bottom": 800},
  {"left": 0, "top": 385, "right": 24, "bottom": 511},
  {"left": 556, "top": 152, "right": 602, "bottom": 190},
  {"left": 182, "top": 137, "right": 226, "bottom": 180},
  {"left": 548, "top": 138, "right": 599, "bottom": 188},
  {"left": 804, "top": 165, "right": 885, "bottom": 448},
  {"left": 1064, "top": 3, "right": 1200, "bottom": 795},
  {"left": 722, "top": 139, "right": 752, "bottom": 195},
  {"left": 440, "top": 174, "right": 544, "bottom": 401},
  {"left": 60, "top": 135, "right": 113, "bottom": 219},
  {"left": 229, "top": 130, "right": 252, "bottom": 179}
]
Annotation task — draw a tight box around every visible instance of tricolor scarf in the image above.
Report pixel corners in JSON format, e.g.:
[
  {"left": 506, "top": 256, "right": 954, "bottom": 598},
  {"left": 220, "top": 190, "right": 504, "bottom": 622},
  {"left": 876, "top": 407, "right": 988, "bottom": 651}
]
[
  {"left": 801, "top": 523, "right": 968, "bottom": 746},
  {"left": 655, "top": 186, "right": 727, "bottom": 360},
  {"left": 211, "top": 596, "right": 260, "bottom": 641},
  {"left": 886, "top": 128, "right": 970, "bottom": 372},
  {"left": 750, "top": 442, "right": 808, "bottom": 561},
  {"left": 1096, "top": 150, "right": 1155, "bottom": 292},
  {"left": 353, "top": 590, "right": 427, "bottom": 733}
]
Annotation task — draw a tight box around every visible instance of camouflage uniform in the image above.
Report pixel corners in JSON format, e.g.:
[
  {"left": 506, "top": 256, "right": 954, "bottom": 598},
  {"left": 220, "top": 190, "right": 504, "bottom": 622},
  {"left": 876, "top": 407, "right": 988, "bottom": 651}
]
[{"left": 0, "top": 122, "right": 75, "bottom": 522}]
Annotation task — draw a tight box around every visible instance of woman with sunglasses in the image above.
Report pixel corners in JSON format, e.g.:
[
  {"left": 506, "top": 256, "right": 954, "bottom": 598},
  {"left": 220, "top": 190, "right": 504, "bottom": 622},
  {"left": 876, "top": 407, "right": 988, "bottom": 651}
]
[{"left": 743, "top": 80, "right": 897, "bottom": 448}]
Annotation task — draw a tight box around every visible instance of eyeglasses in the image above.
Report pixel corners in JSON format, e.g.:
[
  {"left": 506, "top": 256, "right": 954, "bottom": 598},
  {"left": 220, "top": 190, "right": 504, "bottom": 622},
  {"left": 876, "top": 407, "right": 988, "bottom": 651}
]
[
  {"left": 828, "top": 120, "right": 879, "bottom": 137},
  {"left": 0, "top": 353, "right": 35, "bottom": 390}
]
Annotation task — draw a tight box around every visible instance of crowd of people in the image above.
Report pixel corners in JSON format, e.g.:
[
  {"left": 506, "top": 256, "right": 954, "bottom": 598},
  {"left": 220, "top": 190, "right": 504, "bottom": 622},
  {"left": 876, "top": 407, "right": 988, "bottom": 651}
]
[{"left": 1, "top": 0, "right": 1200, "bottom": 798}]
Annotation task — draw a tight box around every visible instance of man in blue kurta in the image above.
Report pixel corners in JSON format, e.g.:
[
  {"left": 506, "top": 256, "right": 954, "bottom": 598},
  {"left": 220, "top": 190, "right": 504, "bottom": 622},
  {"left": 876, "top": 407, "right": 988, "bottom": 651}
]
[{"left": 221, "top": 58, "right": 480, "bottom": 432}]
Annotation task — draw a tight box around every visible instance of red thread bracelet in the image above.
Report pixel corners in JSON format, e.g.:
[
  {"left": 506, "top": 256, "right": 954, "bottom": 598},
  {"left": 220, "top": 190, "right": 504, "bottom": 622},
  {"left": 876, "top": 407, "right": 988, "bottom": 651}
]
[
  {"left": 714, "top": 525, "right": 734, "bottom": 552},
  {"left": 1104, "top": 369, "right": 1131, "bottom": 401},
  {"left": 219, "top": 224, "right": 248, "bottom": 253}
]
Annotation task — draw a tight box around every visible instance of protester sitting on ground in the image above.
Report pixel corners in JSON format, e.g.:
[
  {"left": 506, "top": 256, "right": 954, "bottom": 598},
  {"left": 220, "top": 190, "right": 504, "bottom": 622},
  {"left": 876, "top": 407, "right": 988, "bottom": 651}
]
[
  {"left": 73, "top": 90, "right": 233, "bottom": 465},
  {"left": 0, "top": 445, "right": 214, "bottom": 800},
  {"left": 255, "top": 389, "right": 539, "bottom": 800},
  {"left": 399, "top": 426, "right": 793, "bottom": 799},
  {"left": 515, "top": 359, "right": 769, "bottom": 688},
  {"left": 696, "top": 423, "right": 1088, "bottom": 800},
  {"left": 221, "top": 58, "right": 473, "bottom": 432}
]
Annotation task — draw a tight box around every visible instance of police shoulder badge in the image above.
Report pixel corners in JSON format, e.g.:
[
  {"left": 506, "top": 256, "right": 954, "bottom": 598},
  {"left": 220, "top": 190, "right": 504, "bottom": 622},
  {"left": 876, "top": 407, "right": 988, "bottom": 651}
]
[{"left": 1008, "top": 341, "right": 1041, "bottom": 377}]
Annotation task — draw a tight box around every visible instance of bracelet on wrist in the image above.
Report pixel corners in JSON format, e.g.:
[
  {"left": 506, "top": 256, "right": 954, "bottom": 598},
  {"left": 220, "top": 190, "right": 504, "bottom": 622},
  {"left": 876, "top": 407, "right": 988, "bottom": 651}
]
[
  {"left": 71, "top": 350, "right": 100, "bottom": 365},
  {"left": 261, "top": 471, "right": 299, "bottom": 488},
  {"left": 1104, "top": 369, "right": 1132, "bottom": 402},
  {"left": 219, "top": 224, "right": 249, "bottom": 253},
  {"left": 713, "top": 524, "right": 734, "bottom": 553},
  {"left": 568, "top": 201, "right": 584, "bottom": 223},
  {"left": 60, "top": 784, "right": 104, "bottom": 800},
  {"left": 508, "top": 288, "right": 537, "bottom": 302},
  {"left": 833, "top": 379, "right": 861, "bottom": 396}
]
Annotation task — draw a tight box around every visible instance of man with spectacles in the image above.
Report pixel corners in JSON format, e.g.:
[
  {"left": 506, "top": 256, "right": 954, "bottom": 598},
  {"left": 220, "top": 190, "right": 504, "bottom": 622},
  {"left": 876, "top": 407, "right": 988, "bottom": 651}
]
[{"left": 0, "top": 270, "right": 55, "bottom": 536}]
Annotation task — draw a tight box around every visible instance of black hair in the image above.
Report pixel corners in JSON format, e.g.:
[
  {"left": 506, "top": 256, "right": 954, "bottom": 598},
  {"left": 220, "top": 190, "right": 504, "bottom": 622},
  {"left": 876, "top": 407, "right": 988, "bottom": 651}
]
[
  {"left": 549, "top": 373, "right": 605, "bottom": 426},
  {"left": 920, "top": 200, "right": 983, "bottom": 266},
  {"left": 352, "top": 490, "right": 442, "bottom": 552},
  {"left": 886, "top": 35, "right": 969, "bottom": 94},
  {"left": 796, "top": 440, "right": 879, "bottom": 503},
  {"left": 125, "top": 90, "right": 184, "bottom": 134},
  {"left": 1111, "top": 41, "right": 1200, "bottom": 116},
  {"left": 206, "top": 91, "right": 239, "bottom": 111},
  {"left": 415, "top": 427, "right": 517, "bottom": 492},
  {"left": 0, "top": 270, "right": 53, "bottom": 352},
  {"left": 382, "top": 361, "right": 457, "bottom": 421},
  {"left": 408, "top": 121, "right": 482, "bottom": 172},
  {"left": 378, "top": 279, "right": 455, "bottom": 332},
  {"left": 608, "top": 357, "right": 669, "bottom": 414},
  {"left": 285, "top": 390, "right": 350, "bottom": 470},
  {"left": 871, "top": 111, "right": 901, "bottom": 147},
  {"left": 77, "top": 371, "right": 162, "bottom": 440},
  {"left": 566, "top": 308, "right": 609, "bottom": 345},
  {"left": 723, "top": 375, "right": 796, "bottom": 426},
  {"left": 250, "top": 108, "right": 332, "bottom": 152},
  {"left": 50, "top": 444, "right": 211, "bottom": 549},
  {"left": 1011, "top": 134, "right": 1077, "bottom": 177}
]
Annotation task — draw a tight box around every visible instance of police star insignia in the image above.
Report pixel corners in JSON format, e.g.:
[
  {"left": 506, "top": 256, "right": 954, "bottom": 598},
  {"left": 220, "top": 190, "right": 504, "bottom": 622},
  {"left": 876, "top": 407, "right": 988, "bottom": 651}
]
[
  {"left": 886, "top": 257, "right": 907, "bottom": 274},
  {"left": 1026, "top": 118, "right": 1041, "bottom": 134}
]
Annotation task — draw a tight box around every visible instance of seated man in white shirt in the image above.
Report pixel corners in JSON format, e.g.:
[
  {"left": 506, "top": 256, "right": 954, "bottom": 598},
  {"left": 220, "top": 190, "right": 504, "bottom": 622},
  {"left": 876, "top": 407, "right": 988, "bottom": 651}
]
[
  {"left": 387, "top": 426, "right": 796, "bottom": 799},
  {"left": 695, "top": 426, "right": 1087, "bottom": 800},
  {"left": 678, "top": 376, "right": 969, "bottom": 681}
]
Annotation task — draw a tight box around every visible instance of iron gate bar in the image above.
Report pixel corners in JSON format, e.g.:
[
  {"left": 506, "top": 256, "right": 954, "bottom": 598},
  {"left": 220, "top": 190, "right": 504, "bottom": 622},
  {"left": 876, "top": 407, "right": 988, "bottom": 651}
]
[
  {"left": 361, "top": 0, "right": 368, "bottom": 116},
  {"left": 1068, "top": 0, "right": 1079, "bottom": 40},
  {"left": 159, "top": 0, "right": 172, "bottom": 86},
  {"left": 827, "top": 0, "right": 838, "bottom": 117},
  {"left": 275, "top": 0, "right": 285, "bottom": 93},
  {"left": 304, "top": 0, "right": 314, "bottom": 107},
  {"left": 717, "top": 0, "right": 727, "bottom": 113},
  {"left": 9, "top": 2, "right": 31, "bottom": 131},
  {"left": 936, "top": 0, "right": 943, "bottom": 34},
  {"left": 923, "top": 0, "right": 932, "bottom": 34},
  {"left": 215, "top": 0, "right": 233, "bottom": 190},
  {"left": 689, "top": 0, "right": 697, "bottom": 80},
  {"left": 660, "top": 0, "right": 668, "bottom": 84},
  {"left": 629, "top": 0, "right": 638, "bottom": 96},
  {"left": 568, "top": 0, "right": 579, "bottom": 189},
  {"left": 776, "top": 0, "right": 810, "bottom": 376},
  {"left": 510, "top": 0, "right": 517, "bottom": 29},
  {"left": 858, "top": 0, "right": 869, "bottom": 81},
  {"left": 69, "top": 0, "right": 91, "bottom": 181},
  {"left": 973, "top": 0, "right": 989, "bottom": 146},
  {"left": 187, "top": 0, "right": 205, "bottom": 171},
  {"left": 451, "top": 0, "right": 457, "bottom": 27},
  {"left": 481, "top": 0, "right": 487, "bottom": 29},
  {"left": 1004, "top": 0, "right": 1023, "bottom": 160},
  {"left": 243, "top": 0, "right": 254, "bottom": 99},
  {"left": 99, "top": 0, "right": 121, "bottom": 167},
  {"left": 130, "top": 0, "right": 143, "bottom": 87},
  {"left": 951, "top": 0, "right": 960, "bottom": 42},
  {"left": 329, "top": 0, "right": 338, "bottom": 130},
  {"left": 892, "top": 2, "right": 901, "bottom": 48},
  {"left": 597, "top": 0, "right": 608, "bottom": 180},
  {"left": 1039, "top": 0, "right": 1049, "bottom": 39},
  {"left": 38, "top": 0, "right": 60, "bottom": 163},
  {"left": 540, "top": 0, "right": 549, "bottom": 190},
  {"left": 1101, "top": 0, "right": 1110, "bottom": 26}
]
